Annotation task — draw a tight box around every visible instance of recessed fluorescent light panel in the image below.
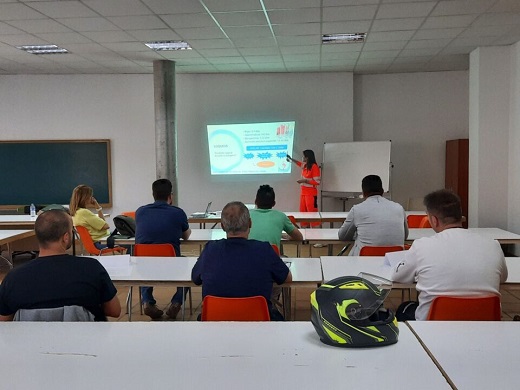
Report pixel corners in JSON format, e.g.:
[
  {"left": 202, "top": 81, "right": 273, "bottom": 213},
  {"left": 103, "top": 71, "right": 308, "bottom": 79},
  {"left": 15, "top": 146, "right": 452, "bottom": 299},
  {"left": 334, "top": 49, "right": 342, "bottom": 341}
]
[
  {"left": 145, "top": 41, "right": 192, "bottom": 51},
  {"left": 16, "top": 44, "right": 68, "bottom": 54},
  {"left": 322, "top": 33, "right": 367, "bottom": 44}
]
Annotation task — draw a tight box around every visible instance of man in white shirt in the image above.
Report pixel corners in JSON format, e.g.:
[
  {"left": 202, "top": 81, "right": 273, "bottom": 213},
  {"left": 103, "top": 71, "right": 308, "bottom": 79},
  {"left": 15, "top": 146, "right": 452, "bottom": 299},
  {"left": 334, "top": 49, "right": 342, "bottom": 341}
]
[
  {"left": 338, "top": 175, "right": 408, "bottom": 255},
  {"left": 392, "top": 189, "right": 508, "bottom": 321}
]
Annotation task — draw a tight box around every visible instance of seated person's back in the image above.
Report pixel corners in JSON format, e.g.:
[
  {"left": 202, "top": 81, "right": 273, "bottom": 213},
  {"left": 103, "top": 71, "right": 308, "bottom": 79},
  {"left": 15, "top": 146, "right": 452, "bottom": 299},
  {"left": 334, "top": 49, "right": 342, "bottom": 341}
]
[
  {"left": 249, "top": 184, "right": 303, "bottom": 248},
  {"left": 0, "top": 209, "right": 120, "bottom": 321},
  {"left": 392, "top": 189, "right": 508, "bottom": 320},
  {"left": 338, "top": 175, "right": 407, "bottom": 255}
]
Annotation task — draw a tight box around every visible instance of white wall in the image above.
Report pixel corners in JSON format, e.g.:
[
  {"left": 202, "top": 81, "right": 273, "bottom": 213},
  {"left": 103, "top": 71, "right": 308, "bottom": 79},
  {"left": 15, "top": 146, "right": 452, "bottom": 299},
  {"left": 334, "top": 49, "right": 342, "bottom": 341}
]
[
  {"left": 176, "top": 72, "right": 354, "bottom": 213},
  {"left": 0, "top": 75, "right": 156, "bottom": 223},
  {"left": 353, "top": 71, "right": 469, "bottom": 209}
]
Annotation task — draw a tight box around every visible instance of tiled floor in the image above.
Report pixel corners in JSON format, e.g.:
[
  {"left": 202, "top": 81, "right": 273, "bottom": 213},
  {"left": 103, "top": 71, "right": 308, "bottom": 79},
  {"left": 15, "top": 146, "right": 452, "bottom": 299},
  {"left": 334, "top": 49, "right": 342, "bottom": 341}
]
[{"left": 2, "top": 242, "right": 520, "bottom": 321}]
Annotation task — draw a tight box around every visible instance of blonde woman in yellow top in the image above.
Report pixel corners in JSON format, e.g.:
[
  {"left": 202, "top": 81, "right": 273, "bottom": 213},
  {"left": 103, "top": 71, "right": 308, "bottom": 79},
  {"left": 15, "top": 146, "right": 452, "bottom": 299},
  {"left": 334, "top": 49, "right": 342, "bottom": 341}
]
[{"left": 70, "top": 185, "right": 109, "bottom": 249}]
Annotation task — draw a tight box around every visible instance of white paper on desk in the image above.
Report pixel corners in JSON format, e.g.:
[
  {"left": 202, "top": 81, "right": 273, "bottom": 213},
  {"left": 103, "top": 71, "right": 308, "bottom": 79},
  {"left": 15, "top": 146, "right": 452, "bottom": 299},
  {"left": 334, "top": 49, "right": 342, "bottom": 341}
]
[
  {"left": 96, "top": 255, "right": 131, "bottom": 276},
  {"left": 384, "top": 251, "right": 406, "bottom": 268}
]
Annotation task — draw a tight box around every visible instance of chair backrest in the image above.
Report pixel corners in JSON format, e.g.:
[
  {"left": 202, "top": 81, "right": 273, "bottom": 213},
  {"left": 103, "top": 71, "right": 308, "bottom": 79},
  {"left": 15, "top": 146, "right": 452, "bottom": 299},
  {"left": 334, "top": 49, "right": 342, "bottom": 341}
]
[
  {"left": 75, "top": 225, "right": 125, "bottom": 256},
  {"left": 407, "top": 214, "right": 431, "bottom": 228},
  {"left": 359, "top": 245, "right": 404, "bottom": 256},
  {"left": 427, "top": 295, "right": 502, "bottom": 321},
  {"left": 287, "top": 215, "right": 300, "bottom": 228},
  {"left": 271, "top": 244, "right": 280, "bottom": 256},
  {"left": 14, "top": 305, "right": 95, "bottom": 322},
  {"left": 201, "top": 295, "right": 270, "bottom": 321},
  {"left": 133, "top": 243, "right": 176, "bottom": 257},
  {"left": 121, "top": 211, "right": 136, "bottom": 219}
]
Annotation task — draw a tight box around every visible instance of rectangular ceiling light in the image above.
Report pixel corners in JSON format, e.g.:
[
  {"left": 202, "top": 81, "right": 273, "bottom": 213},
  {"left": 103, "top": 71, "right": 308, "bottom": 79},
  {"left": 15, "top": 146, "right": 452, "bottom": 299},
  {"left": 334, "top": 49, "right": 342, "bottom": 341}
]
[
  {"left": 145, "top": 41, "right": 192, "bottom": 51},
  {"left": 16, "top": 44, "right": 68, "bottom": 54},
  {"left": 322, "top": 33, "right": 366, "bottom": 44}
]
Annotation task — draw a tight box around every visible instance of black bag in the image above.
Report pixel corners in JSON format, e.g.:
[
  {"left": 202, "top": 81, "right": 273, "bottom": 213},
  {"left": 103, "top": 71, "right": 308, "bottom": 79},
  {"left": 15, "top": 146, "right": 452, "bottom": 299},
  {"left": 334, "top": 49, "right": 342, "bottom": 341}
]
[{"left": 107, "top": 215, "right": 136, "bottom": 248}]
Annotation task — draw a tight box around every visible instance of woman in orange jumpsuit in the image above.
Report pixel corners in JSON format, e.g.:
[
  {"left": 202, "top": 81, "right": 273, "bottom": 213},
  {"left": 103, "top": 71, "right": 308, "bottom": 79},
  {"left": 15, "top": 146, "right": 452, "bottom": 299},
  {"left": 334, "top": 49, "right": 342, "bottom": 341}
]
[{"left": 287, "top": 149, "right": 321, "bottom": 227}]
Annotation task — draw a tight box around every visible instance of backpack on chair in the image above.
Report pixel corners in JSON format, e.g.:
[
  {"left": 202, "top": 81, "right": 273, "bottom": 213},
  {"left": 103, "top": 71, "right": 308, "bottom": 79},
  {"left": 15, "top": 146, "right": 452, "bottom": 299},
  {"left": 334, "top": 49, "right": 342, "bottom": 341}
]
[{"left": 107, "top": 215, "right": 136, "bottom": 248}]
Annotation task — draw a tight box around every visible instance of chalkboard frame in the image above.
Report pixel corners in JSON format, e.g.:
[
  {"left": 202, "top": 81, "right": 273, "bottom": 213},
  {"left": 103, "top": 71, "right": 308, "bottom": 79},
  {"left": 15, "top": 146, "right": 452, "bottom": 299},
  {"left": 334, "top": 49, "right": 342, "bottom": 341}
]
[{"left": 0, "top": 139, "right": 112, "bottom": 208}]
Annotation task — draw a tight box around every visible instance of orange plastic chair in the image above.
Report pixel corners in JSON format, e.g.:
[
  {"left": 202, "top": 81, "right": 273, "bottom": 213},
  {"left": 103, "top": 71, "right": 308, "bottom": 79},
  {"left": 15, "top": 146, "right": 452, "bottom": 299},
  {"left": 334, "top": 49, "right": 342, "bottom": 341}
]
[
  {"left": 201, "top": 295, "right": 270, "bottom": 321},
  {"left": 287, "top": 215, "right": 300, "bottom": 228},
  {"left": 75, "top": 225, "right": 126, "bottom": 256},
  {"left": 121, "top": 211, "right": 136, "bottom": 219},
  {"left": 133, "top": 243, "right": 192, "bottom": 316},
  {"left": 133, "top": 243, "right": 176, "bottom": 257},
  {"left": 407, "top": 214, "right": 431, "bottom": 228},
  {"left": 427, "top": 295, "right": 501, "bottom": 321},
  {"left": 271, "top": 244, "right": 280, "bottom": 256},
  {"left": 359, "top": 245, "right": 404, "bottom": 256}
]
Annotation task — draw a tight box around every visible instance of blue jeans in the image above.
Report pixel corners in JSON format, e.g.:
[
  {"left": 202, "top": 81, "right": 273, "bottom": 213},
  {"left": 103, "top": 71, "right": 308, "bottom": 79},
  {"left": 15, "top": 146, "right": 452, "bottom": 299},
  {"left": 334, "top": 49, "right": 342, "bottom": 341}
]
[
  {"left": 94, "top": 242, "right": 107, "bottom": 250},
  {"left": 140, "top": 286, "right": 189, "bottom": 306}
]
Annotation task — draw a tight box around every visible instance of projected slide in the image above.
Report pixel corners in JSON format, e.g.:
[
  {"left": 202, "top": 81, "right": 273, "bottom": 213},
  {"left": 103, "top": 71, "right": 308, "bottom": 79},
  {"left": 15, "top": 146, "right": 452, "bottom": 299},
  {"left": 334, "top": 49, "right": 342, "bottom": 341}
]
[{"left": 207, "top": 121, "right": 295, "bottom": 175}]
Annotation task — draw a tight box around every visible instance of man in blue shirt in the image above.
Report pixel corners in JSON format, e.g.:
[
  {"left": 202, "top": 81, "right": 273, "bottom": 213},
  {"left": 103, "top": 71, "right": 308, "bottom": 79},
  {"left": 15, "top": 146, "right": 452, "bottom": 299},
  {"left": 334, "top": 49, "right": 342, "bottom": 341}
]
[
  {"left": 192, "top": 201, "right": 292, "bottom": 320},
  {"left": 135, "top": 179, "right": 191, "bottom": 320}
]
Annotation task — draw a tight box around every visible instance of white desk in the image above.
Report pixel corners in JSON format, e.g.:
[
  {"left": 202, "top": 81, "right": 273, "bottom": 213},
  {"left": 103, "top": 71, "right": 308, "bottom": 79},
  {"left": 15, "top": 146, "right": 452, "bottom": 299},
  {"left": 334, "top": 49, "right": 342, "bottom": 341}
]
[
  {"left": 0, "top": 229, "right": 36, "bottom": 267},
  {"left": 0, "top": 322, "right": 450, "bottom": 390},
  {"left": 305, "top": 227, "right": 520, "bottom": 246},
  {"left": 408, "top": 321, "right": 520, "bottom": 390},
  {"left": 0, "top": 214, "right": 35, "bottom": 229},
  {"left": 318, "top": 211, "right": 426, "bottom": 226},
  {"left": 97, "top": 256, "right": 323, "bottom": 321},
  {"left": 321, "top": 256, "right": 519, "bottom": 288},
  {"left": 188, "top": 211, "right": 322, "bottom": 228}
]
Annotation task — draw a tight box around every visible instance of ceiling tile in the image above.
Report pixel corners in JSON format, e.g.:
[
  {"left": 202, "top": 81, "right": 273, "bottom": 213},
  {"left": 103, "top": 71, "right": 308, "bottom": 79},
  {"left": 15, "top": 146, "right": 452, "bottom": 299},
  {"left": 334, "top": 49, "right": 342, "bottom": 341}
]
[
  {"left": 321, "top": 43, "right": 363, "bottom": 53},
  {"left": 0, "top": 3, "right": 46, "bottom": 20},
  {"left": 174, "top": 27, "right": 227, "bottom": 40},
  {"left": 471, "top": 12, "right": 520, "bottom": 27},
  {"left": 321, "top": 51, "right": 360, "bottom": 60},
  {"left": 232, "top": 37, "right": 277, "bottom": 47},
  {"left": 400, "top": 48, "right": 441, "bottom": 56},
  {"left": 324, "top": 0, "right": 378, "bottom": 5},
  {"left": 268, "top": 8, "right": 321, "bottom": 24},
  {"left": 280, "top": 45, "right": 319, "bottom": 54},
  {"left": 376, "top": 2, "right": 436, "bottom": 19},
  {"left": 209, "top": 56, "right": 246, "bottom": 64},
  {"left": 162, "top": 13, "right": 217, "bottom": 29},
  {"left": 107, "top": 15, "right": 168, "bottom": 30},
  {"left": 263, "top": 0, "right": 320, "bottom": 9},
  {"left": 0, "top": 21, "right": 25, "bottom": 34},
  {"left": 366, "top": 30, "right": 415, "bottom": 42},
  {"left": 127, "top": 29, "right": 182, "bottom": 41},
  {"left": 213, "top": 11, "right": 267, "bottom": 27},
  {"left": 406, "top": 38, "right": 452, "bottom": 49},
  {"left": 276, "top": 35, "right": 319, "bottom": 45},
  {"left": 371, "top": 18, "right": 424, "bottom": 32},
  {"left": 244, "top": 55, "right": 282, "bottom": 63},
  {"left": 322, "top": 5, "right": 378, "bottom": 21},
  {"left": 359, "top": 50, "right": 400, "bottom": 59},
  {"left": 488, "top": 0, "right": 520, "bottom": 13},
  {"left": 0, "top": 33, "right": 49, "bottom": 45},
  {"left": 29, "top": 1, "right": 99, "bottom": 18},
  {"left": 202, "top": 0, "right": 263, "bottom": 12},
  {"left": 34, "top": 32, "right": 92, "bottom": 44},
  {"left": 273, "top": 23, "right": 321, "bottom": 36},
  {"left": 414, "top": 27, "right": 464, "bottom": 39},
  {"left": 363, "top": 41, "right": 408, "bottom": 50},
  {"left": 238, "top": 47, "right": 280, "bottom": 55},
  {"left": 449, "top": 36, "right": 498, "bottom": 46},
  {"left": 197, "top": 48, "right": 241, "bottom": 57},
  {"left": 82, "top": 30, "right": 137, "bottom": 42},
  {"left": 82, "top": 0, "right": 153, "bottom": 16},
  {"left": 431, "top": 0, "right": 496, "bottom": 16},
  {"left": 141, "top": 0, "right": 207, "bottom": 14},
  {"left": 322, "top": 20, "right": 372, "bottom": 34},
  {"left": 8, "top": 19, "right": 73, "bottom": 33},
  {"left": 460, "top": 25, "right": 513, "bottom": 38},
  {"left": 187, "top": 39, "right": 235, "bottom": 50},
  {"left": 223, "top": 26, "right": 273, "bottom": 39},
  {"left": 422, "top": 15, "right": 478, "bottom": 29},
  {"left": 101, "top": 42, "right": 149, "bottom": 52},
  {"left": 57, "top": 17, "right": 120, "bottom": 32}
]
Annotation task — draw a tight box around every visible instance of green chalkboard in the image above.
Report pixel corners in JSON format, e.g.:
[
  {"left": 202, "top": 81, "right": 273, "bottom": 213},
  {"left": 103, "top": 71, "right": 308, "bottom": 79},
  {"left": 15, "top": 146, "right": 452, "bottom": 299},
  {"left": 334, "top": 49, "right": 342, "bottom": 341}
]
[{"left": 0, "top": 140, "right": 112, "bottom": 207}]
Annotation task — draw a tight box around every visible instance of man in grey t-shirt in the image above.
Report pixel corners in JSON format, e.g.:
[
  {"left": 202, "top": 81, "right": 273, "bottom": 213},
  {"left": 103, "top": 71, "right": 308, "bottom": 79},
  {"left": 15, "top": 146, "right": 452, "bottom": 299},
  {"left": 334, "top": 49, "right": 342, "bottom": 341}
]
[{"left": 338, "top": 175, "right": 408, "bottom": 255}]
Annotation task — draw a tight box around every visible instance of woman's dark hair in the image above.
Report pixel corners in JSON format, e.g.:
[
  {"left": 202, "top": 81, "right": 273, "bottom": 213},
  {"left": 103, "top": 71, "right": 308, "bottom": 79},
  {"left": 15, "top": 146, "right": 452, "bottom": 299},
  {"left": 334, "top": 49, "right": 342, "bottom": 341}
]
[{"left": 303, "top": 149, "right": 317, "bottom": 170}]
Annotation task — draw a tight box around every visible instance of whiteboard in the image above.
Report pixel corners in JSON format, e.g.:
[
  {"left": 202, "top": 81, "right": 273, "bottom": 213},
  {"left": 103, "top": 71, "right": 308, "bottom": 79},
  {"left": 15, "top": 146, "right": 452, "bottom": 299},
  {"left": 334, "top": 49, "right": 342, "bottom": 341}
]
[{"left": 321, "top": 141, "right": 391, "bottom": 193}]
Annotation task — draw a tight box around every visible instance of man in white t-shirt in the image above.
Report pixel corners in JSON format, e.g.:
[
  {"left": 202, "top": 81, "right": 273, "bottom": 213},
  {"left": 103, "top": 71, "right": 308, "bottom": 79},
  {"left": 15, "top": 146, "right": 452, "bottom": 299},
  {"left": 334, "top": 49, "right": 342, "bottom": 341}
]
[
  {"left": 392, "top": 189, "right": 508, "bottom": 321},
  {"left": 338, "top": 175, "right": 408, "bottom": 255}
]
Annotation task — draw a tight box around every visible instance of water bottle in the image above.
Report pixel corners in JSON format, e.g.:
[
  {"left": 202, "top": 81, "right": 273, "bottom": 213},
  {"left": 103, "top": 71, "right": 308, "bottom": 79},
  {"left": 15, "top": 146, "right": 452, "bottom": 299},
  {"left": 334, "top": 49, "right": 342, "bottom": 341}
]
[{"left": 30, "top": 203, "right": 36, "bottom": 217}]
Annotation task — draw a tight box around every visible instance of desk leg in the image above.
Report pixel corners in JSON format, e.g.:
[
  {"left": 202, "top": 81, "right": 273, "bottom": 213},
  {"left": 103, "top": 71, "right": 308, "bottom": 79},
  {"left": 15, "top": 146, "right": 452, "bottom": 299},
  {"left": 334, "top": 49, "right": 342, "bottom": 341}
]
[
  {"left": 181, "top": 288, "right": 186, "bottom": 321},
  {"left": 282, "top": 287, "right": 292, "bottom": 320},
  {"left": 127, "top": 286, "right": 133, "bottom": 322}
]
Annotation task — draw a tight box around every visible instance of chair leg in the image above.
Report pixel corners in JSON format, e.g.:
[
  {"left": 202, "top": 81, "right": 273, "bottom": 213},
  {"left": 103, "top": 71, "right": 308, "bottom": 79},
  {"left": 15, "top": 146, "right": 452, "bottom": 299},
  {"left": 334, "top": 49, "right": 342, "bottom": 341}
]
[
  {"left": 188, "top": 288, "right": 193, "bottom": 315},
  {"left": 139, "top": 289, "right": 143, "bottom": 315}
]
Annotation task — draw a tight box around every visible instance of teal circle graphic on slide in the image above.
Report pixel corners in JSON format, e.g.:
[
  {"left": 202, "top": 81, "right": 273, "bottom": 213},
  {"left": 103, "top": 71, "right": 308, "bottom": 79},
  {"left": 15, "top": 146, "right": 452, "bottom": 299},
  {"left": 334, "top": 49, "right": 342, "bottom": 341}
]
[{"left": 208, "top": 129, "right": 244, "bottom": 173}]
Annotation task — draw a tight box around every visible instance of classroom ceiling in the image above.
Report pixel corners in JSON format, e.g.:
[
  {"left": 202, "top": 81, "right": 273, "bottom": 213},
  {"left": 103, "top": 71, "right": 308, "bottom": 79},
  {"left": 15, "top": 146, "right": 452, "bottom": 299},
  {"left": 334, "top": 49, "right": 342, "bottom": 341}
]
[{"left": 0, "top": 0, "right": 518, "bottom": 75}]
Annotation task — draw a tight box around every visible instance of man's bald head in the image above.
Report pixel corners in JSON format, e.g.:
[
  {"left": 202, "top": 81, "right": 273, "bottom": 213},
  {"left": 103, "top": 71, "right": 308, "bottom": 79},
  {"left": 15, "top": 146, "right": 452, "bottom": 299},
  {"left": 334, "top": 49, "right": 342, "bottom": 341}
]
[
  {"left": 221, "top": 202, "right": 250, "bottom": 234},
  {"left": 35, "top": 209, "right": 72, "bottom": 249}
]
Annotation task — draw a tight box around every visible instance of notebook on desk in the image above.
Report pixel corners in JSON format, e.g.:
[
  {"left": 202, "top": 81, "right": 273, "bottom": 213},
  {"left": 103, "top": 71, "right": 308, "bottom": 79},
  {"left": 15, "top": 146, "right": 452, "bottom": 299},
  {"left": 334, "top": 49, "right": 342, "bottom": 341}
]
[{"left": 191, "top": 202, "right": 212, "bottom": 217}]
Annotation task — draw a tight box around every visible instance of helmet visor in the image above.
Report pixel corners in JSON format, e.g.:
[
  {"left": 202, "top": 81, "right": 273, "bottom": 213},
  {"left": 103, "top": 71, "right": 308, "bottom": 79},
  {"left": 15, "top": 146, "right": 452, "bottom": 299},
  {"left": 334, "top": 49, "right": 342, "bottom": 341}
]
[{"left": 348, "top": 273, "right": 392, "bottom": 320}]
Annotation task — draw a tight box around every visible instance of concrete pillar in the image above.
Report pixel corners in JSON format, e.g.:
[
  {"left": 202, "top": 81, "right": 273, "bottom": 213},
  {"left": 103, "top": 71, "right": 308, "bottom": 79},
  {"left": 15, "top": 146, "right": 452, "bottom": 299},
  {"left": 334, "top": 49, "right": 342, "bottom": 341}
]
[
  {"left": 468, "top": 47, "right": 510, "bottom": 228},
  {"left": 153, "top": 60, "right": 178, "bottom": 205}
]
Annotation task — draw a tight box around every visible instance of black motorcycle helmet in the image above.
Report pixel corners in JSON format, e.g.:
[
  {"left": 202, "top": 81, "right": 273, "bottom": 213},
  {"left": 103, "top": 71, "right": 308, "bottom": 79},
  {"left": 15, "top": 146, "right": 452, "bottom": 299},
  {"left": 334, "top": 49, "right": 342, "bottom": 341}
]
[{"left": 311, "top": 274, "right": 398, "bottom": 348}]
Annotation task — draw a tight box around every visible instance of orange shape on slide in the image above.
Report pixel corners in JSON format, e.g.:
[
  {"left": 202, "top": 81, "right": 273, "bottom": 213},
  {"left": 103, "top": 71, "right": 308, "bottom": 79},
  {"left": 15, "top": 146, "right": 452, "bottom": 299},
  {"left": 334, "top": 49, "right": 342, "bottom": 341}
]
[{"left": 257, "top": 161, "right": 275, "bottom": 168}]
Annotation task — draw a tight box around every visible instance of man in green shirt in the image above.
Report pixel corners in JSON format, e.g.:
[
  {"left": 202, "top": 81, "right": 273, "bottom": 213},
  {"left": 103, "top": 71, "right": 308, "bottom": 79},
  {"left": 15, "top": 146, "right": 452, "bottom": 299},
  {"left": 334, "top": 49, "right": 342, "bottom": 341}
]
[{"left": 249, "top": 185, "right": 303, "bottom": 250}]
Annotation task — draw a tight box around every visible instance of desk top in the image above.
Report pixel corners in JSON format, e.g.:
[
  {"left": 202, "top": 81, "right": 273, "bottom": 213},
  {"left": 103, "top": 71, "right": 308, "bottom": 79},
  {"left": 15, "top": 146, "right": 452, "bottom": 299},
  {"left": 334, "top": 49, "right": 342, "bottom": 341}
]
[
  {"left": 97, "top": 256, "right": 322, "bottom": 286},
  {"left": 408, "top": 321, "right": 520, "bottom": 390},
  {"left": 305, "top": 227, "right": 520, "bottom": 244},
  {"left": 0, "top": 322, "right": 450, "bottom": 390},
  {"left": 0, "top": 214, "right": 36, "bottom": 229},
  {"left": 0, "top": 229, "right": 35, "bottom": 245},
  {"left": 319, "top": 211, "right": 426, "bottom": 222},
  {"left": 321, "top": 256, "right": 519, "bottom": 285}
]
